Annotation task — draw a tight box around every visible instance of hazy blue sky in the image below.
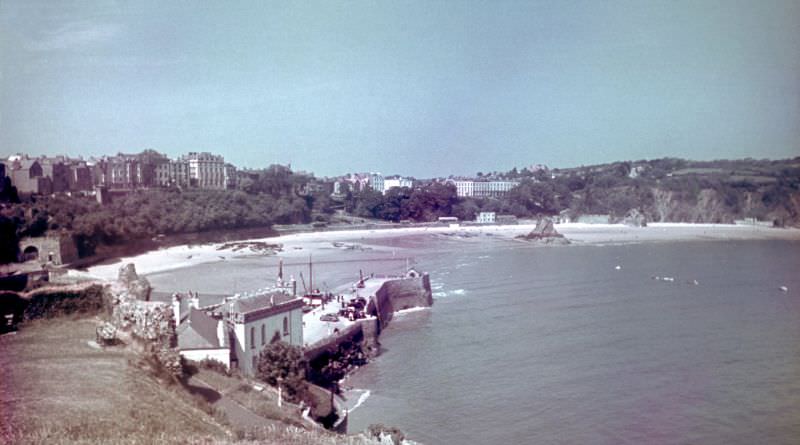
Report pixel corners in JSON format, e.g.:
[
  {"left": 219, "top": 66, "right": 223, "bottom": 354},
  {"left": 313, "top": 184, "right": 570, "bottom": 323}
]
[{"left": 1, "top": 1, "right": 798, "bottom": 177}]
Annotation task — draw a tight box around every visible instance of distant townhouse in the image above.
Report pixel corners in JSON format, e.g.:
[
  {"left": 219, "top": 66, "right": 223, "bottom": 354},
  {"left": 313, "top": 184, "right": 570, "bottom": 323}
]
[
  {"left": 155, "top": 160, "right": 190, "bottom": 187},
  {"left": 382, "top": 176, "right": 413, "bottom": 194},
  {"left": 40, "top": 158, "right": 71, "bottom": 193},
  {"left": 343, "top": 173, "right": 370, "bottom": 193},
  {"left": 67, "top": 161, "right": 93, "bottom": 192},
  {"left": 9, "top": 159, "right": 52, "bottom": 195},
  {"left": 224, "top": 163, "right": 237, "bottom": 189},
  {"left": 137, "top": 150, "right": 170, "bottom": 187},
  {"left": 367, "top": 173, "right": 384, "bottom": 193},
  {"left": 182, "top": 152, "right": 227, "bottom": 189},
  {"left": 93, "top": 154, "right": 143, "bottom": 189}
]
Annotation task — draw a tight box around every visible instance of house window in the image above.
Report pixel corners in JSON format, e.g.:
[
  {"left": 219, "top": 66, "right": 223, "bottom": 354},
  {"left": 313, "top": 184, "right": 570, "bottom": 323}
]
[
  {"left": 252, "top": 356, "right": 257, "bottom": 372},
  {"left": 250, "top": 327, "right": 255, "bottom": 349},
  {"left": 283, "top": 317, "right": 289, "bottom": 336},
  {"left": 261, "top": 325, "right": 265, "bottom": 345}
]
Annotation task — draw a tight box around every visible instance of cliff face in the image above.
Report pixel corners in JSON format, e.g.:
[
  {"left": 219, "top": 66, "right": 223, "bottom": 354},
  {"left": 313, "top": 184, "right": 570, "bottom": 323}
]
[{"left": 647, "top": 187, "right": 800, "bottom": 226}]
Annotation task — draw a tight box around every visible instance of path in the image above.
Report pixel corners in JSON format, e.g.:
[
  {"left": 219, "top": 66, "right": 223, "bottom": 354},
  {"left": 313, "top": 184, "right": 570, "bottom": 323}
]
[{"left": 186, "top": 375, "right": 279, "bottom": 431}]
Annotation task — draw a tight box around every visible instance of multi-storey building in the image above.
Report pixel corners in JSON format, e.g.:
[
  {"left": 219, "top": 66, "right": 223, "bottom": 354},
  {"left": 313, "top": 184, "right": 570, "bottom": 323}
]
[
  {"left": 224, "top": 163, "right": 237, "bottom": 189},
  {"left": 155, "top": 160, "right": 190, "bottom": 187},
  {"left": 182, "top": 152, "right": 227, "bottom": 189},
  {"left": 40, "top": 158, "right": 71, "bottom": 193},
  {"left": 9, "top": 158, "right": 52, "bottom": 195},
  {"left": 67, "top": 161, "right": 93, "bottom": 192},
  {"left": 92, "top": 154, "right": 143, "bottom": 189},
  {"left": 448, "top": 179, "right": 519, "bottom": 198},
  {"left": 382, "top": 176, "right": 413, "bottom": 194},
  {"left": 367, "top": 173, "right": 384, "bottom": 193}
]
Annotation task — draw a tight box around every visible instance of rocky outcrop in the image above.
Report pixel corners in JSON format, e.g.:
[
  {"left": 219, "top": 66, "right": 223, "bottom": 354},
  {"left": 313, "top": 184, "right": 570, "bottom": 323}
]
[
  {"left": 622, "top": 208, "right": 647, "bottom": 227},
  {"left": 516, "top": 218, "right": 570, "bottom": 245},
  {"left": 117, "top": 263, "right": 152, "bottom": 301}
]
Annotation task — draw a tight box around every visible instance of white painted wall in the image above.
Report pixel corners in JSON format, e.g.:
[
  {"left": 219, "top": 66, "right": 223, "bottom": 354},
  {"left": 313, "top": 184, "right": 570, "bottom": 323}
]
[{"left": 236, "top": 307, "right": 305, "bottom": 376}]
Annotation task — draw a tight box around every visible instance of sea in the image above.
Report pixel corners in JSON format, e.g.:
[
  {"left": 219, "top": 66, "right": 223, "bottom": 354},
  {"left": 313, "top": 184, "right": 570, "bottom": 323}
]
[{"left": 147, "top": 235, "right": 800, "bottom": 445}]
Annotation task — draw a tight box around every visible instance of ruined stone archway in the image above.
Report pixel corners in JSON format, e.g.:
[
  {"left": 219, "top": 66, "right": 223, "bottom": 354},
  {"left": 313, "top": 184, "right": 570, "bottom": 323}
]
[{"left": 22, "top": 245, "right": 39, "bottom": 262}]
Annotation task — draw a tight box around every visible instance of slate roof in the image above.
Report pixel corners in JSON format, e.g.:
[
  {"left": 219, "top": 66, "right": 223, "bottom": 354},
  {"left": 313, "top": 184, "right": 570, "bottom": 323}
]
[
  {"left": 227, "top": 291, "right": 303, "bottom": 323},
  {"left": 177, "top": 308, "right": 228, "bottom": 350}
]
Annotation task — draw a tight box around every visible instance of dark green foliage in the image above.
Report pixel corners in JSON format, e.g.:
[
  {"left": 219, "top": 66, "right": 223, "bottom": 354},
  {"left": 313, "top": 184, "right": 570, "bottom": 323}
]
[
  {"left": 1, "top": 185, "right": 311, "bottom": 258},
  {"left": 22, "top": 284, "right": 106, "bottom": 320},
  {"left": 0, "top": 176, "right": 20, "bottom": 203},
  {"left": 255, "top": 340, "right": 309, "bottom": 403},
  {"left": 0, "top": 215, "right": 19, "bottom": 263},
  {"left": 306, "top": 337, "right": 367, "bottom": 390},
  {"left": 197, "top": 358, "right": 231, "bottom": 376},
  {"left": 351, "top": 183, "right": 458, "bottom": 222}
]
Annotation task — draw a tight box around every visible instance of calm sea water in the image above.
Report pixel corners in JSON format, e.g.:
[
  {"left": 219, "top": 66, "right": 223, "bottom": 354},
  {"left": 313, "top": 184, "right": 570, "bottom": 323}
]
[
  {"left": 345, "top": 239, "right": 800, "bottom": 445},
  {"left": 148, "top": 237, "right": 800, "bottom": 444}
]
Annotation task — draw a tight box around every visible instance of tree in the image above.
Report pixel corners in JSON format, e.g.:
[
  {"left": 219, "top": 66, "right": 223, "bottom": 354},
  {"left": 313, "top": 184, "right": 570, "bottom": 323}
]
[
  {"left": 255, "top": 340, "right": 308, "bottom": 403},
  {"left": 0, "top": 215, "right": 18, "bottom": 263}
]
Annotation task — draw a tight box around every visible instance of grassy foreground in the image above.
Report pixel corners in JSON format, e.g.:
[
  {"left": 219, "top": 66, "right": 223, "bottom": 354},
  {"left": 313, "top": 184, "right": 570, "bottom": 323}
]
[{"left": 0, "top": 318, "right": 383, "bottom": 445}]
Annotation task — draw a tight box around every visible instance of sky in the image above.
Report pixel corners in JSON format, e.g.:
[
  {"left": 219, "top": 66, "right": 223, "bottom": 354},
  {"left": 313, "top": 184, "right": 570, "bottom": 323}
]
[{"left": 1, "top": 0, "right": 798, "bottom": 178}]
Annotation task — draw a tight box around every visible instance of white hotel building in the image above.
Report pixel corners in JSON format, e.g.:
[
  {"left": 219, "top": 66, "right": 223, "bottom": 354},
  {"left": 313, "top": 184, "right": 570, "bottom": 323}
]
[{"left": 449, "top": 180, "right": 519, "bottom": 198}]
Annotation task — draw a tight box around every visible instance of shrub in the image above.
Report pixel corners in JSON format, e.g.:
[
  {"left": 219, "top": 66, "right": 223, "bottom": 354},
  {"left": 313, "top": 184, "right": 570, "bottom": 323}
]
[
  {"left": 255, "top": 340, "right": 309, "bottom": 403},
  {"left": 198, "top": 357, "right": 230, "bottom": 376},
  {"left": 22, "top": 284, "right": 106, "bottom": 320}
]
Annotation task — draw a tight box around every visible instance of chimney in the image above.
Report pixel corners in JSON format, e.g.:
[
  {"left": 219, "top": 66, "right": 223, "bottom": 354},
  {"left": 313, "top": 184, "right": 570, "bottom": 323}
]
[
  {"left": 216, "top": 319, "right": 225, "bottom": 347},
  {"left": 190, "top": 293, "right": 199, "bottom": 310},
  {"left": 291, "top": 275, "right": 297, "bottom": 296},
  {"left": 270, "top": 294, "right": 275, "bottom": 306},
  {"left": 172, "top": 294, "right": 181, "bottom": 326}
]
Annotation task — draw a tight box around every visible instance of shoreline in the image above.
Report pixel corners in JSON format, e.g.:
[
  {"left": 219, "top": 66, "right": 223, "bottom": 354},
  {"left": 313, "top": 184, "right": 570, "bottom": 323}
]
[
  {"left": 80, "top": 222, "right": 800, "bottom": 281},
  {"left": 72, "top": 222, "right": 800, "bottom": 438}
]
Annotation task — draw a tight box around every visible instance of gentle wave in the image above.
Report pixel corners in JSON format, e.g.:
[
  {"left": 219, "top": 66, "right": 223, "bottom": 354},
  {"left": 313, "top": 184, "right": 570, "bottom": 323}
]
[
  {"left": 395, "top": 306, "right": 430, "bottom": 316},
  {"left": 347, "top": 389, "right": 371, "bottom": 414},
  {"left": 433, "top": 288, "right": 467, "bottom": 299}
]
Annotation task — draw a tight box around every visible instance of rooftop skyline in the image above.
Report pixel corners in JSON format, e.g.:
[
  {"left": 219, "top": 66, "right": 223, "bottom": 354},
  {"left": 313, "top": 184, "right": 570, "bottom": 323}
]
[{"left": 1, "top": 1, "right": 798, "bottom": 177}]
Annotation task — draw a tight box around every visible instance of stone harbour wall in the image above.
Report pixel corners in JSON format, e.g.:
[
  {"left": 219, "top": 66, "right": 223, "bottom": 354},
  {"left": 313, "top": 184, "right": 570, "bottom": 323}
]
[{"left": 370, "top": 274, "right": 433, "bottom": 329}]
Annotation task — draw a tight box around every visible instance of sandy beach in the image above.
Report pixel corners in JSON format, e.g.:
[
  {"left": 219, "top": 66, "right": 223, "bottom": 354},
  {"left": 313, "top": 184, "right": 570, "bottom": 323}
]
[{"left": 82, "top": 223, "right": 800, "bottom": 281}]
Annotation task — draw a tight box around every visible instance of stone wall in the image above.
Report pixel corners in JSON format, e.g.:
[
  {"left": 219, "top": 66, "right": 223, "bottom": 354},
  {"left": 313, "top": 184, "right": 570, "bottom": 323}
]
[
  {"left": 108, "top": 263, "right": 181, "bottom": 377},
  {"left": 370, "top": 274, "right": 433, "bottom": 330},
  {"left": 111, "top": 299, "right": 176, "bottom": 347},
  {"left": 18, "top": 234, "right": 78, "bottom": 265}
]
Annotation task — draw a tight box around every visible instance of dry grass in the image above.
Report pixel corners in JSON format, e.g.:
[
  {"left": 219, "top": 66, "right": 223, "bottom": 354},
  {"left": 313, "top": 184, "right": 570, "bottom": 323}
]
[
  {"left": 0, "top": 318, "right": 382, "bottom": 445},
  {"left": 0, "top": 317, "right": 228, "bottom": 444},
  {"left": 194, "top": 368, "right": 309, "bottom": 428}
]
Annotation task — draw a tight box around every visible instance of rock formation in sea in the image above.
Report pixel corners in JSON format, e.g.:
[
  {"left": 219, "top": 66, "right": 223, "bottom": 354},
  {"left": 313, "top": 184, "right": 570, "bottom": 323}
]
[{"left": 516, "top": 218, "right": 570, "bottom": 244}]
